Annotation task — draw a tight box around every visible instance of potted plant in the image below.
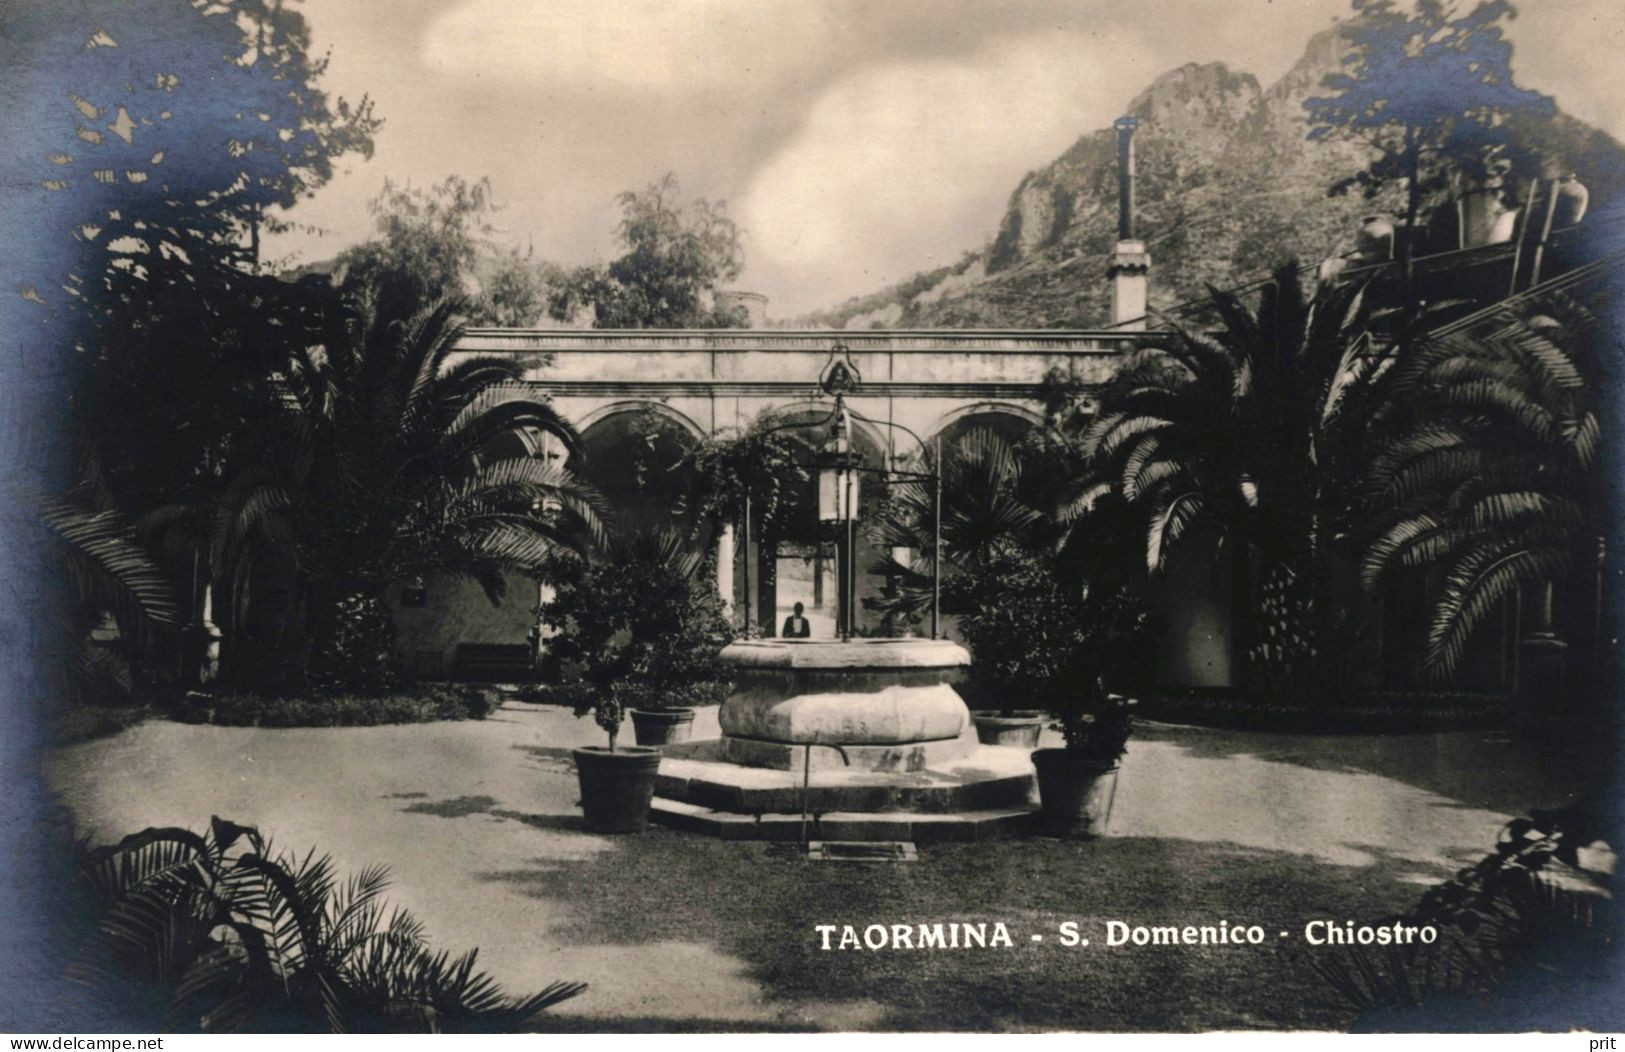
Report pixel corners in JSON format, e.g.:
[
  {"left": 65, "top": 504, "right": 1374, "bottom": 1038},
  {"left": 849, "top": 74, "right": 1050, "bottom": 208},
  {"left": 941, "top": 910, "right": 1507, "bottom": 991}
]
[
  {"left": 951, "top": 553, "right": 1077, "bottom": 748},
  {"left": 1032, "top": 687, "right": 1135, "bottom": 838},
  {"left": 541, "top": 531, "right": 733, "bottom": 750},
  {"left": 570, "top": 692, "right": 663, "bottom": 834}
]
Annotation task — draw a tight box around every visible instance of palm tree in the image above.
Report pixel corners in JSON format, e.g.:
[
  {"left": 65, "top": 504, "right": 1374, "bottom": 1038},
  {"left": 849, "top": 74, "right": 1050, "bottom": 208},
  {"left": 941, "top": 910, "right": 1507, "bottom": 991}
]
[
  {"left": 865, "top": 428, "right": 1047, "bottom": 626},
  {"left": 1360, "top": 292, "right": 1601, "bottom": 678},
  {"left": 191, "top": 292, "right": 603, "bottom": 689},
  {"left": 28, "top": 496, "right": 182, "bottom": 704},
  {"left": 69, "top": 816, "right": 584, "bottom": 1032},
  {"left": 1068, "top": 262, "right": 1382, "bottom": 689}
]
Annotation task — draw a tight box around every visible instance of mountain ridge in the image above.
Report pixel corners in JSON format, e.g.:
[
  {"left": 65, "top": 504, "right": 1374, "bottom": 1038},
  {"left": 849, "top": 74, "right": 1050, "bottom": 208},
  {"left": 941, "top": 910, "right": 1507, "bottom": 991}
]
[{"left": 794, "top": 21, "right": 1623, "bottom": 330}]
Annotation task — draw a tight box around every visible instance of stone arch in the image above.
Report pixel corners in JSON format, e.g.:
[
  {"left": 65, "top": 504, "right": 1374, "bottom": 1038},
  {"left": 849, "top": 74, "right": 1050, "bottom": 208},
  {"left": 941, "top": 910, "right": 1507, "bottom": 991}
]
[
  {"left": 922, "top": 401, "right": 1045, "bottom": 446},
  {"left": 576, "top": 399, "right": 706, "bottom": 442},
  {"left": 733, "top": 401, "right": 891, "bottom": 640},
  {"left": 756, "top": 398, "right": 889, "bottom": 456},
  {"left": 575, "top": 401, "right": 705, "bottom": 538}
]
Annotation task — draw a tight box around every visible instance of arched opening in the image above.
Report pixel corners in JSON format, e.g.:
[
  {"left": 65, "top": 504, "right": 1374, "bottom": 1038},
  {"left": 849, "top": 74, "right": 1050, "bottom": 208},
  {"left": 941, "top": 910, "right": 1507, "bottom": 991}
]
[
  {"left": 928, "top": 408, "right": 1049, "bottom": 507},
  {"left": 742, "top": 406, "right": 887, "bottom": 639},
  {"left": 574, "top": 405, "right": 704, "bottom": 540}
]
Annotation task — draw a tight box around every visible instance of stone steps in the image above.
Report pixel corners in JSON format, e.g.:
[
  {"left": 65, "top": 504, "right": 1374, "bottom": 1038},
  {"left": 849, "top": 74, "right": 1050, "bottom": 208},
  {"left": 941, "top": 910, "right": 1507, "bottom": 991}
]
[{"left": 649, "top": 796, "right": 1039, "bottom": 842}]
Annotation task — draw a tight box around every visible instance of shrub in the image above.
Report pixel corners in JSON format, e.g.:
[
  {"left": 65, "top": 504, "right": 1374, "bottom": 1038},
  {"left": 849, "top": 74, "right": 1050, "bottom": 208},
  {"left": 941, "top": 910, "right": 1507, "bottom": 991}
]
[
  {"left": 1314, "top": 799, "right": 1616, "bottom": 1028},
  {"left": 308, "top": 593, "right": 403, "bottom": 696},
  {"left": 540, "top": 531, "right": 733, "bottom": 748},
  {"left": 181, "top": 683, "right": 491, "bottom": 727},
  {"left": 1051, "top": 692, "right": 1136, "bottom": 762},
  {"left": 948, "top": 550, "right": 1159, "bottom": 714},
  {"left": 68, "top": 817, "right": 584, "bottom": 1032}
]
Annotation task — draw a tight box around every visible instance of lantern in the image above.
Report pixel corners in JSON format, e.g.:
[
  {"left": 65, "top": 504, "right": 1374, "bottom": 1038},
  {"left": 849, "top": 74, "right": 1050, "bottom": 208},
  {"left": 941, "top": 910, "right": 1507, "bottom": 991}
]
[
  {"left": 816, "top": 446, "right": 860, "bottom": 522},
  {"left": 816, "top": 406, "right": 860, "bottom": 523}
]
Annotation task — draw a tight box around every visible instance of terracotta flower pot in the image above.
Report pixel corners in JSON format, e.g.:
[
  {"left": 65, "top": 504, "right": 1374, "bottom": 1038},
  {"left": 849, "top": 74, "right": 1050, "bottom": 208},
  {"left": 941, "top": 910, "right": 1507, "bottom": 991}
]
[
  {"left": 971, "top": 711, "right": 1045, "bottom": 748},
  {"left": 1031, "top": 748, "right": 1120, "bottom": 838},
  {"left": 629, "top": 707, "right": 696, "bottom": 746},
  {"left": 573, "top": 745, "right": 662, "bottom": 833}
]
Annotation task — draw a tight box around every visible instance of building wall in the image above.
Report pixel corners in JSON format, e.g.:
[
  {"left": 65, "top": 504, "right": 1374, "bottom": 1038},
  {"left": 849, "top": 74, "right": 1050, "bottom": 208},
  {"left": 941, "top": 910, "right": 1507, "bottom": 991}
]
[
  {"left": 1147, "top": 536, "right": 1234, "bottom": 689},
  {"left": 412, "top": 329, "right": 1153, "bottom": 679},
  {"left": 391, "top": 574, "right": 538, "bottom": 679}
]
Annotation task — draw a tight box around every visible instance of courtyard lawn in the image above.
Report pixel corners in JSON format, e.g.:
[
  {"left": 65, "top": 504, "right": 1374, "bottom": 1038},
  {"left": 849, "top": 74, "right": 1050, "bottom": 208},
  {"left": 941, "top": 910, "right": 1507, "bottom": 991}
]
[{"left": 42, "top": 702, "right": 1601, "bottom": 1032}]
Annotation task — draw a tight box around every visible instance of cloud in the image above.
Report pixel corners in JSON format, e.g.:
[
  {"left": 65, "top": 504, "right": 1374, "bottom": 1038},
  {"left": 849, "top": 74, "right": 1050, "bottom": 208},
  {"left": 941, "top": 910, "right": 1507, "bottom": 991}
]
[
  {"left": 422, "top": 0, "right": 839, "bottom": 94},
  {"left": 739, "top": 32, "right": 1149, "bottom": 314}
]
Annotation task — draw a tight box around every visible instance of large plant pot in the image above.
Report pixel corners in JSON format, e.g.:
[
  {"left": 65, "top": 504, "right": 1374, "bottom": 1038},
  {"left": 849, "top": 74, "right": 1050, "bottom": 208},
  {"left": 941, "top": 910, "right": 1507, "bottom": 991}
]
[
  {"left": 972, "top": 711, "right": 1044, "bottom": 748},
  {"left": 573, "top": 746, "right": 662, "bottom": 833},
  {"left": 629, "top": 707, "right": 696, "bottom": 746},
  {"left": 1031, "top": 748, "right": 1120, "bottom": 839}
]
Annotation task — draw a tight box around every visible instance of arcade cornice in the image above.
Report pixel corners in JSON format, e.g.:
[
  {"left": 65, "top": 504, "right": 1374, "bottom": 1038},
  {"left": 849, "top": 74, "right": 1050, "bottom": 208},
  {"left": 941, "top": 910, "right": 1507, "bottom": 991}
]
[{"left": 455, "top": 328, "right": 1152, "bottom": 355}]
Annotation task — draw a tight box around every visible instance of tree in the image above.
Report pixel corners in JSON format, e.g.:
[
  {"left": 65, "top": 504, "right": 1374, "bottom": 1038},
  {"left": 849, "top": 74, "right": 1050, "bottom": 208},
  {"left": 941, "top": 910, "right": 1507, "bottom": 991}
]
[
  {"left": 3, "top": 0, "right": 378, "bottom": 698},
  {"left": 7, "top": 0, "right": 380, "bottom": 498},
  {"left": 146, "top": 292, "right": 603, "bottom": 690},
  {"left": 865, "top": 429, "right": 1048, "bottom": 626},
  {"left": 475, "top": 245, "right": 563, "bottom": 328},
  {"left": 6, "top": 0, "right": 379, "bottom": 304},
  {"left": 1360, "top": 293, "right": 1601, "bottom": 678},
  {"left": 549, "top": 173, "right": 749, "bottom": 328},
  {"left": 1305, "top": 0, "right": 1553, "bottom": 315},
  {"left": 540, "top": 530, "right": 733, "bottom": 749},
  {"left": 333, "top": 176, "right": 558, "bottom": 325},
  {"left": 1065, "top": 263, "right": 1382, "bottom": 691}
]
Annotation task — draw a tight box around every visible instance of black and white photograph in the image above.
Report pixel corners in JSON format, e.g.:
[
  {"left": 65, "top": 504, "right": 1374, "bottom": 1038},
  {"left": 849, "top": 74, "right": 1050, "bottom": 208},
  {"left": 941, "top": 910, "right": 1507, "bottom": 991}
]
[{"left": 1, "top": 0, "right": 1622, "bottom": 1036}]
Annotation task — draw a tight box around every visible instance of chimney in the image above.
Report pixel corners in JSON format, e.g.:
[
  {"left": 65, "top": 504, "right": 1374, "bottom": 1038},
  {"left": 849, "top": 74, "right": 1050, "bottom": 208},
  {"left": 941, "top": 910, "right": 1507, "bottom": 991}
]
[{"left": 1108, "top": 116, "right": 1150, "bottom": 330}]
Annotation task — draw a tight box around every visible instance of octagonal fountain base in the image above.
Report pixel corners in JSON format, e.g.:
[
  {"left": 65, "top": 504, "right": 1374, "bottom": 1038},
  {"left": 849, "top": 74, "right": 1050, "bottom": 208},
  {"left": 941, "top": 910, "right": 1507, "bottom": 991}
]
[{"left": 648, "top": 638, "right": 1041, "bottom": 841}]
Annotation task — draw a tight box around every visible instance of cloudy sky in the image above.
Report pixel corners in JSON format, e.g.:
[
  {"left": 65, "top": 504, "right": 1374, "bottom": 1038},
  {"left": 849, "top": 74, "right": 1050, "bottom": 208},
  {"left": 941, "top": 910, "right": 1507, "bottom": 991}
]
[{"left": 265, "top": 0, "right": 1625, "bottom": 317}]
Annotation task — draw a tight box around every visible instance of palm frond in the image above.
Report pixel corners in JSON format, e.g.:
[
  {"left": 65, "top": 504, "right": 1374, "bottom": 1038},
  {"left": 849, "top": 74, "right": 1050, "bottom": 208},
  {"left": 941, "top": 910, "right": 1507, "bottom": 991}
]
[
  {"left": 39, "top": 499, "right": 181, "bottom": 631},
  {"left": 1425, "top": 543, "right": 1570, "bottom": 677}
]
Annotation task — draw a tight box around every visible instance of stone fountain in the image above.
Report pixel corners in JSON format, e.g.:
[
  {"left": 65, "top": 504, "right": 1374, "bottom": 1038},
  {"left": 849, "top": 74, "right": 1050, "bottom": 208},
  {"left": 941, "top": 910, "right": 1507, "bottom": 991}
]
[{"left": 652, "top": 637, "right": 1038, "bottom": 841}]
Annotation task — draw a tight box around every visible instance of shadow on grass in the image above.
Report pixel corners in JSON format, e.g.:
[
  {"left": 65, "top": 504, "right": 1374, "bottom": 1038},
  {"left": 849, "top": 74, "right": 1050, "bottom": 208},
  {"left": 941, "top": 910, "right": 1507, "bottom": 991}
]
[
  {"left": 396, "top": 793, "right": 587, "bottom": 832},
  {"left": 1135, "top": 722, "right": 1608, "bottom": 818},
  {"left": 466, "top": 826, "right": 1444, "bottom": 1032},
  {"left": 402, "top": 795, "right": 500, "bottom": 818}
]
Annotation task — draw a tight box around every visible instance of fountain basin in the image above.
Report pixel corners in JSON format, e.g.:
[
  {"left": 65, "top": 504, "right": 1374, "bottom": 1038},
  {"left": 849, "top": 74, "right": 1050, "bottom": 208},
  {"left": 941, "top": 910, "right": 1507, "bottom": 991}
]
[{"left": 717, "top": 638, "right": 974, "bottom": 770}]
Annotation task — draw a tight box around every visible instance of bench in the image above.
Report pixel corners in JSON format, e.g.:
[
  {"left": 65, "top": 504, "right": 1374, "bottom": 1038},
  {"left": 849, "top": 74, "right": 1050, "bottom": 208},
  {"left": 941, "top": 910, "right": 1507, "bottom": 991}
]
[{"left": 452, "top": 643, "right": 533, "bottom": 683}]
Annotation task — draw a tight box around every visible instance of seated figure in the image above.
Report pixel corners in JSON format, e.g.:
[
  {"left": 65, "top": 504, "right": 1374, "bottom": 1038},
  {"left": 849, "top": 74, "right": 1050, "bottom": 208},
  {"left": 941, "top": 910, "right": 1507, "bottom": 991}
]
[{"left": 781, "top": 601, "right": 812, "bottom": 639}]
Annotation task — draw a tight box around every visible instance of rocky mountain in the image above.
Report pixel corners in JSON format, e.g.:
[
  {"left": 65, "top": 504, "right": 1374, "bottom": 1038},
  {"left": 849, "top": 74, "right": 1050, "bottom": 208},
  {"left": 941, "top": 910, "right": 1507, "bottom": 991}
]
[{"left": 797, "top": 22, "right": 1624, "bottom": 330}]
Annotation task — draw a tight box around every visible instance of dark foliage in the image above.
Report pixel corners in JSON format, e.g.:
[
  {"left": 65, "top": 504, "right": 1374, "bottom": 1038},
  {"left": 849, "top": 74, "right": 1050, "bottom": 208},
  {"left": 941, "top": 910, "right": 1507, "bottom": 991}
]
[
  {"left": 65, "top": 817, "right": 583, "bottom": 1032},
  {"left": 1052, "top": 694, "right": 1136, "bottom": 762},
  {"left": 1059, "top": 262, "right": 1383, "bottom": 693},
  {"left": 1360, "top": 292, "right": 1603, "bottom": 677},
  {"left": 549, "top": 173, "right": 748, "bottom": 329},
  {"left": 178, "top": 684, "right": 492, "bottom": 728},
  {"left": 308, "top": 594, "right": 402, "bottom": 695},
  {"left": 540, "top": 531, "right": 734, "bottom": 748},
  {"left": 947, "top": 550, "right": 1158, "bottom": 715},
  {"left": 1314, "top": 799, "right": 1617, "bottom": 1027},
  {"left": 866, "top": 428, "right": 1054, "bottom": 625}
]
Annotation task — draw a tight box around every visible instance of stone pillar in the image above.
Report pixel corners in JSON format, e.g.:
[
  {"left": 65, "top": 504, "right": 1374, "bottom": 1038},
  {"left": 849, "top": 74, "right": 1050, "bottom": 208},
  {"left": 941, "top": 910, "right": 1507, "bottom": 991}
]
[
  {"left": 716, "top": 522, "right": 735, "bottom": 617},
  {"left": 1109, "top": 116, "right": 1149, "bottom": 330},
  {"left": 531, "top": 580, "right": 557, "bottom": 670},
  {"left": 1517, "top": 580, "right": 1568, "bottom": 710},
  {"left": 198, "top": 578, "right": 224, "bottom": 686},
  {"left": 1109, "top": 241, "right": 1151, "bottom": 330}
]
